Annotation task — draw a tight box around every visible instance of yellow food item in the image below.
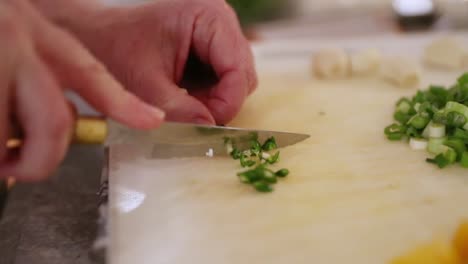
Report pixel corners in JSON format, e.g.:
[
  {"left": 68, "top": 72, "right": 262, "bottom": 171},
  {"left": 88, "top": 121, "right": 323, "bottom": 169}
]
[
  {"left": 453, "top": 221, "right": 468, "bottom": 263},
  {"left": 391, "top": 240, "right": 460, "bottom": 264}
]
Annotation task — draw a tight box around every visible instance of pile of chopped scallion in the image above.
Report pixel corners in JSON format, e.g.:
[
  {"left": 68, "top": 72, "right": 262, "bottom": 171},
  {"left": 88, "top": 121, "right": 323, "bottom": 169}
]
[
  {"left": 385, "top": 72, "right": 468, "bottom": 168},
  {"left": 224, "top": 136, "right": 289, "bottom": 193}
]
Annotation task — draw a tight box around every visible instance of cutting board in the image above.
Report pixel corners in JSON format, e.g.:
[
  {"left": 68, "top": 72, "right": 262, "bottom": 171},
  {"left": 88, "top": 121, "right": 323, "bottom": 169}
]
[{"left": 108, "top": 33, "right": 468, "bottom": 264}]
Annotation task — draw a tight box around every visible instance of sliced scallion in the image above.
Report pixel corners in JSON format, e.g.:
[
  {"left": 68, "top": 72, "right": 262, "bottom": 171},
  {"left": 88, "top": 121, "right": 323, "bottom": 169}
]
[
  {"left": 409, "top": 138, "right": 428, "bottom": 150},
  {"left": 275, "top": 169, "right": 289, "bottom": 178},
  {"left": 427, "top": 137, "right": 448, "bottom": 155},
  {"left": 461, "top": 152, "right": 468, "bottom": 168},
  {"left": 426, "top": 154, "right": 450, "bottom": 168},
  {"left": 253, "top": 181, "right": 273, "bottom": 193},
  {"left": 408, "top": 115, "right": 430, "bottom": 129},
  {"left": 428, "top": 123, "right": 446, "bottom": 138},
  {"left": 443, "top": 138, "right": 466, "bottom": 159},
  {"left": 396, "top": 98, "right": 412, "bottom": 114}
]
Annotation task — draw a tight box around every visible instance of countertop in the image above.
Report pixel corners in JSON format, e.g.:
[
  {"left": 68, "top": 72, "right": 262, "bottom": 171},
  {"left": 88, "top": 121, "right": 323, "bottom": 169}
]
[{"left": 0, "top": 146, "right": 104, "bottom": 264}]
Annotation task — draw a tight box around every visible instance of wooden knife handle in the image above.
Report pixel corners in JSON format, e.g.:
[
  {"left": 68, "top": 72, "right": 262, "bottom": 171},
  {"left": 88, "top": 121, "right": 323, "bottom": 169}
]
[
  {"left": 73, "top": 117, "right": 108, "bottom": 144},
  {"left": 8, "top": 116, "right": 108, "bottom": 147}
]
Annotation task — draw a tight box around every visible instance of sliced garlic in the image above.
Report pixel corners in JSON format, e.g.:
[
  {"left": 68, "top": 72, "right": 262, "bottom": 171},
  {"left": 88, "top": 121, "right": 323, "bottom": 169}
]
[
  {"left": 311, "top": 48, "right": 350, "bottom": 79},
  {"left": 380, "top": 56, "right": 421, "bottom": 88}
]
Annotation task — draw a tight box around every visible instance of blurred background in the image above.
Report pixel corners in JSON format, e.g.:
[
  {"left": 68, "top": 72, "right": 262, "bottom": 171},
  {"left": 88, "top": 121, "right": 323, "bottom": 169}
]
[{"left": 103, "top": 0, "right": 468, "bottom": 40}]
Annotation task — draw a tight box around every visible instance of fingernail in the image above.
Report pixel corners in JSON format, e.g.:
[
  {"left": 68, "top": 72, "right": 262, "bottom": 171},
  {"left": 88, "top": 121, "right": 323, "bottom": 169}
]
[{"left": 146, "top": 105, "right": 166, "bottom": 120}]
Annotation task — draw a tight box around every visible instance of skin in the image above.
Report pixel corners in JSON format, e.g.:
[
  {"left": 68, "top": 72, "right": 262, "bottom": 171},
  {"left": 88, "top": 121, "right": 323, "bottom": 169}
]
[
  {"left": 35, "top": 0, "right": 258, "bottom": 125},
  {"left": 0, "top": 0, "right": 165, "bottom": 181},
  {"left": 1, "top": 0, "right": 256, "bottom": 181}
]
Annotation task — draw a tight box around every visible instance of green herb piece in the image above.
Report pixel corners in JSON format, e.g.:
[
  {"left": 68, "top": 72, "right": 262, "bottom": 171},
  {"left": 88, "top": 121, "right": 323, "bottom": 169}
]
[
  {"left": 394, "top": 111, "right": 411, "bottom": 124},
  {"left": 428, "top": 137, "right": 448, "bottom": 155},
  {"left": 387, "top": 133, "right": 404, "bottom": 141},
  {"left": 453, "top": 128, "right": 468, "bottom": 140},
  {"left": 461, "top": 152, "right": 468, "bottom": 168},
  {"left": 237, "top": 167, "right": 263, "bottom": 183},
  {"left": 240, "top": 155, "right": 256, "bottom": 168},
  {"left": 238, "top": 174, "right": 250, "bottom": 184},
  {"left": 230, "top": 148, "right": 242, "bottom": 160},
  {"left": 458, "top": 73, "right": 468, "bottom": 87},
  {"left": 266, "top": 151, "right": 280, "bottom": 164},
  {"left": 396, "top": 98, "right": 412, "bottom": 114},
  {"left": 446, "top": 112, "right": 467, "bottom": 127},
  {"left": 408, "top": 115, "right": 430, "bottom": 129},
  {"left": 444, "top": 147, "right": 458, "bottom": 164},
  {"left": 262, "top": 137, "right": 278, "bottom": 151},
  {"left": 412, "top": 91, "right": 426, "bottom": 103},
  {"left": 417, "top": 101, "right": 436, "bottom": 115},
  {"left": 444, "top": 138, "right": 466, "bottom": 159},
  {"left": 432, "top": 111, "right": 446, "bottom": 124},
  {"left": 426, "top": 154, "right": 450, "bottom": 168},
  {"left": 263, "top": 170, "right": 277, "bottom": 184},
  {"left": 250, "top": 140, "right": 262, "bottom": 155},
  {"left": 253, "top": 181, "right": 273, "bottom": 193},
  {"left": 445, "top": 102, "right": 468, "bottom": 121},
  {"left": 426, "top": 147, "right": 457, "bottom": 168},
  {"left": 405, "top": 127, "right": 421, "bottom": 138},
  {"left": 385, "top": 124, "right": 406, "bottom": 135},
  {"left": 428, "top": 85, "right": 449, "bottom": 107},
  {"left": 275, "top": 169, "right": 289, "bottom": 178}
]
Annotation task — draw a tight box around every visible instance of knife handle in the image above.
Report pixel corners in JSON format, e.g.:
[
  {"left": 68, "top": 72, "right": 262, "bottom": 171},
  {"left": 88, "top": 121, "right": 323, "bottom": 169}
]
[
  {"left": 8, "top": 116, "right": 108, "bottom": 148},
  {"left": 73, "top": 117, "right": 108, "bottom": 144}
]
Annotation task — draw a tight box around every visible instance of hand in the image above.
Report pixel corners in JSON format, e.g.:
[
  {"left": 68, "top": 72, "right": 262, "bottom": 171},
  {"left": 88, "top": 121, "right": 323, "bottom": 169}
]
[
  {"left": 0, "top": 0, "right": 164, "bottom": 181},
  {"left": 67, "top": 0, "right": 257, "bottom": 125}
]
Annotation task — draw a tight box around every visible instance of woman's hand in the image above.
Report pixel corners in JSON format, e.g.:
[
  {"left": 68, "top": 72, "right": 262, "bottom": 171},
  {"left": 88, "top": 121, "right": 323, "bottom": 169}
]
[{"left": 0, "top": 0, "right": 165, "bottom": 181}]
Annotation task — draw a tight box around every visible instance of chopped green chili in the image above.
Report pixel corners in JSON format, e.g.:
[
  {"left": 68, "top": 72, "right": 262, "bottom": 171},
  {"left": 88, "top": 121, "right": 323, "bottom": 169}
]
[{"left": 226, "top": 136, "right": 289, "bottom": 193}]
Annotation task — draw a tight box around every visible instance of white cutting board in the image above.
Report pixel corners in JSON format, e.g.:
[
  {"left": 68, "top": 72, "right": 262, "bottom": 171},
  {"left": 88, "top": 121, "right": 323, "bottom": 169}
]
[{"left": 109, "top": 33, "right": 468, "bottom": 264}]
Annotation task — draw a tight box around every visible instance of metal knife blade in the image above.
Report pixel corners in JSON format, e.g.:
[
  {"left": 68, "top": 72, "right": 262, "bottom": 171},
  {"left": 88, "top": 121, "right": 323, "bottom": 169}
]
[{"left": 106, "top": 121, "right": 310, "bottom": 159}]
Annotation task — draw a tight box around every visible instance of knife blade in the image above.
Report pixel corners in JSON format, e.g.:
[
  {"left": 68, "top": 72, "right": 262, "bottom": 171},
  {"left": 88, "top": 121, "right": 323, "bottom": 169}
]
[
  {"left": 105, "top": 120, "right": 310, "bottom": 158},
  {"left": 8, "top": 117, "right": 310, "bottom": 158}
]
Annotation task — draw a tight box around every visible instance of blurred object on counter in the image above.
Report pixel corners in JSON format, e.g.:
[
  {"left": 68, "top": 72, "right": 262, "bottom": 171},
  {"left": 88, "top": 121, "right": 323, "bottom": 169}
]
[
  {"left": 227, "top": 0, "right": 293, "bottom": 27},
  {"left": 441, "top": 0, "right": 468, "bottom": 28},
  {"left": 392, "top": 0, "right": 439, "bottom": 30}
]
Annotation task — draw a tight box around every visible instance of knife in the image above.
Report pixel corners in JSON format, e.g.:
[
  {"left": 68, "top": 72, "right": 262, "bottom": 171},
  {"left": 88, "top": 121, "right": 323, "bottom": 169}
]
[
  {"left": 0, "top": 117, "right": 310, "bottom": 218},
  {"left": 80, "top": 117, "right": 310, "bottom": 148}
]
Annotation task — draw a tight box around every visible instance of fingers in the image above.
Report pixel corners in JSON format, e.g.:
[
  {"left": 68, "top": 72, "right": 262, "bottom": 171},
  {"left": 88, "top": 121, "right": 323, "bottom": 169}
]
[
  {"left": 0, "top": 48, "right": 73, "bottom": 181},
  {"left": 191, "top": 5, "right": 258, "bottom": 124},
  {"left": 206, "top": 70, "right": 249, "bottom": 125},
  {"left": 140, "top": 74, "right": 216, "bottom": 124},
  {"left": 30, "top": 10, "right": 165, "bottom": 130}
]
